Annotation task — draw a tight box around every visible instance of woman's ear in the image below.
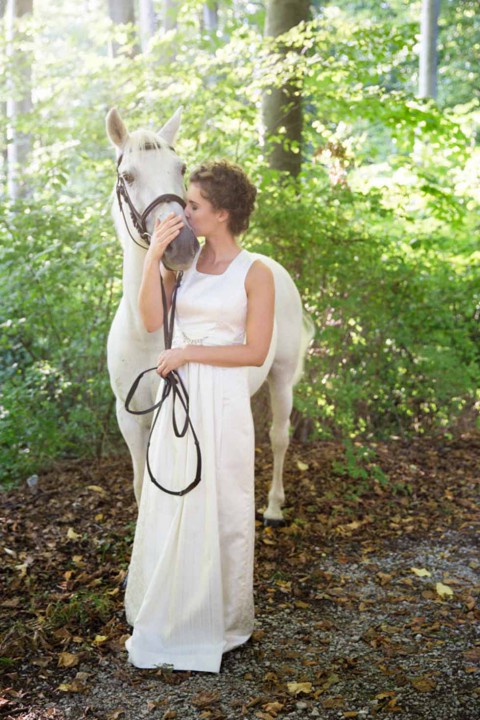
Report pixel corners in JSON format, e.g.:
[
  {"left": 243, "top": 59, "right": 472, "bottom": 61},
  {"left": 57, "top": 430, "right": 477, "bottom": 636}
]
[{"left": 217, "top": 208, "right": 229, "bottom": 224}]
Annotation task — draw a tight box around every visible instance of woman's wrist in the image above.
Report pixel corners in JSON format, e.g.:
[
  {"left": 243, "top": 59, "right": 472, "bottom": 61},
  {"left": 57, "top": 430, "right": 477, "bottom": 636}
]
[
  {"left": 145, "top": 246, "right": 162, "bottom": 264},
  {"left": 182, "top": 345, "right": 193, "bottom": 363}
]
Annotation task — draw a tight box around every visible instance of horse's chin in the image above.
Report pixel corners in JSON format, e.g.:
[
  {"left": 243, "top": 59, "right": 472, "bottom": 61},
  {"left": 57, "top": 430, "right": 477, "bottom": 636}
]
[{"left": 165, "top": 260, "right": 193, "bottom": 273}]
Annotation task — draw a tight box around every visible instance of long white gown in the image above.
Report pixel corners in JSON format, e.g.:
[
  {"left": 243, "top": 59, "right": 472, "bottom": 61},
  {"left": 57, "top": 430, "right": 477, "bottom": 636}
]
[{"left": 125, "top": 248, "right": 256, "bottom": 673}]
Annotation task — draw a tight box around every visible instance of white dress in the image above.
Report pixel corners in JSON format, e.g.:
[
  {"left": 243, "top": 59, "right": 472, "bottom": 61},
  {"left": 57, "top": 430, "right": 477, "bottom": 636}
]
[{"left": 125, "top": 248, "right": 256, "bottom": 673}]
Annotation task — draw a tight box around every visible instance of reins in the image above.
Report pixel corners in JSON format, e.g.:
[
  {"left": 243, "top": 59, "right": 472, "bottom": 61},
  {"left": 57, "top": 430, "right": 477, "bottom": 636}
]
[{"left": 117, "top": 154, "right": 202, "bottom": 496}]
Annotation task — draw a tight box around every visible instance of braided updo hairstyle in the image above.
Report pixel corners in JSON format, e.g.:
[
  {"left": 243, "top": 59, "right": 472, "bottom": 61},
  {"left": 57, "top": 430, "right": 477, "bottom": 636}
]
[{"left": 189, "top": 160, "right": 257, "bottom": 236}]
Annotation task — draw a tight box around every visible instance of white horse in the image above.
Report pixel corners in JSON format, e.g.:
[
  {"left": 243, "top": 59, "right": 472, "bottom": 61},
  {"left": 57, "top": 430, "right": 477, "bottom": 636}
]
[{"left": 106, "top": 107, "right": 313, "bottom": 524}]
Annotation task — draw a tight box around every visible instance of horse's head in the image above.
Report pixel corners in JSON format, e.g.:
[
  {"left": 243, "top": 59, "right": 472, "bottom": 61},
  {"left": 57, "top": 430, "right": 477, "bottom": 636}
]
[{"left": 106, "top": 107, "right": 199, "bottom": 271}]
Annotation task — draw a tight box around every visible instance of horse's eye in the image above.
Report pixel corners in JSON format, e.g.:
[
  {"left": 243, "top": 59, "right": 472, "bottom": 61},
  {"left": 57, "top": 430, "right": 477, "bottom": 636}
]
[
  {"left": 181, "top": 164, "right": 187, "bottom": 176},
  {"left": 122, "top": 172, "right": 135, "bottom": 185}
]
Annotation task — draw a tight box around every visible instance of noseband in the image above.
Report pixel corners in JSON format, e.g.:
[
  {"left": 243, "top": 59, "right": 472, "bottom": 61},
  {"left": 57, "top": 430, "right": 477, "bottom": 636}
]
[{"left": 115, "top": 153, "right": 186, "bottom": 250}]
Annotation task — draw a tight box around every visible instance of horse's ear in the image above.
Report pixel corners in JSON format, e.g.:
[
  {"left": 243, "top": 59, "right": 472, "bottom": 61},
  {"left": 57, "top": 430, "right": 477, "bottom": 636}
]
[
  {"left": 106, "top": 108, "right": 129, "bottom": 150},
  {"left": 158, "top": 107, "right": 182, "bottom": 145}
]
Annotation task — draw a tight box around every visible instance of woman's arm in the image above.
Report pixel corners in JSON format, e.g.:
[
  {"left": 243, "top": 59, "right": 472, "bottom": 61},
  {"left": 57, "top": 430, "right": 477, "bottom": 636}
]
[
  {"left": 156, "top": 260, "right": 275, "bottom": 376},
  {"left": 138, "top": 213, "right": 183, "bottom": 333}
]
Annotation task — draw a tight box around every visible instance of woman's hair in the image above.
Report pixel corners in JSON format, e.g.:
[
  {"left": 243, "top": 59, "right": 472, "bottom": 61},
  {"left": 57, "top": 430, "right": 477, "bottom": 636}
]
[{"left": 189, "top": 160, "right": 257, "bottom": 236}]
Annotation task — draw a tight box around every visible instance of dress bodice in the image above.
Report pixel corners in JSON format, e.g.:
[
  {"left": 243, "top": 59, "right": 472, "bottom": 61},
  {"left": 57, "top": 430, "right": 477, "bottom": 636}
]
[{"left": 172, "top": 248, "right": 254, "bottom": 348}]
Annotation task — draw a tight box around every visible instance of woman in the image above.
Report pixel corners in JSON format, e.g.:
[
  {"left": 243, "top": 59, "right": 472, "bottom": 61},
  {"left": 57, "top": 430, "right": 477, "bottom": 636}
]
[{"left": 124, "top": 160, "right": 275, "bottom": 673}]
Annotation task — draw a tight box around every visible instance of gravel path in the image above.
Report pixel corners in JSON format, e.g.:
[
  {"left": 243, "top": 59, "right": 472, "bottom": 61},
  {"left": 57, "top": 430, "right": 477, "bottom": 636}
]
[
  {"left": 7, "top": 530, "right": 477, "bottom": 720},
  {"left": 1, "top": 437, "right": 479, "bottom": 720}
]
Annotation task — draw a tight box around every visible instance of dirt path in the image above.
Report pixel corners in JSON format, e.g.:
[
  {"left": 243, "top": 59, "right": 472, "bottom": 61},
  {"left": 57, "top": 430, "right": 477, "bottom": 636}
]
[{"left": 1, "top": 435, "right": 479, "bottom": 720}]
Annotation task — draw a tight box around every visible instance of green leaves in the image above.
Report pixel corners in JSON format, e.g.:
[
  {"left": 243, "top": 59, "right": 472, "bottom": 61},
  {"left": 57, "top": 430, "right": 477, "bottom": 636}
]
[{"left": 0, "top": 2, "right": 478, "bottom": 482}]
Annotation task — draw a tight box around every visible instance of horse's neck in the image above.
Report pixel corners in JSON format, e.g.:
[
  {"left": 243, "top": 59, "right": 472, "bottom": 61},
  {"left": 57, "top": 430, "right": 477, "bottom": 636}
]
[{"left": 119, "top": 230, "right": 149, "bottom": 325}]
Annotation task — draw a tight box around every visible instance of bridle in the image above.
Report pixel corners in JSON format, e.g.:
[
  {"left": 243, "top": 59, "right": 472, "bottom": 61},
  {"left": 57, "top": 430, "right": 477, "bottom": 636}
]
[
  {"left": 115, "top": 152, "right": 187, "bottom": 250},
  {"left": 117, "top": 150, "right": 202, "bottom": 497}
]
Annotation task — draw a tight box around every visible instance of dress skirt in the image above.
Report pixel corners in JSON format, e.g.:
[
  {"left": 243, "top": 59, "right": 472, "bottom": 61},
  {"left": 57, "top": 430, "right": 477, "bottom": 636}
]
[{"left": 124, "top": 360, "right": 255, "bottom": 673}]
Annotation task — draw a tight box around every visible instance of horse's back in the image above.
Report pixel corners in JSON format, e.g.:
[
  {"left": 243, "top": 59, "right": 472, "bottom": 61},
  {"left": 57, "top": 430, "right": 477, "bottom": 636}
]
[{"left": 247, "top": 253, "right": 306, "bottom": 395}]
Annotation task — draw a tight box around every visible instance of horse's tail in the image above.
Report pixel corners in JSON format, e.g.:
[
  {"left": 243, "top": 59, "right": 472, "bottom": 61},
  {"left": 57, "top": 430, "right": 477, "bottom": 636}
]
[{"left": 292, "top": 310, "right": 315, "bottom": 386}]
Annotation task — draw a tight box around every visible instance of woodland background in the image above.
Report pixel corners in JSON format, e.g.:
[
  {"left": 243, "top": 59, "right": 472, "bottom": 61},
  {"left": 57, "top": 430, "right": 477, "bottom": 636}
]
[{"left": 0, "top": 0, "right": 479, "bottom": 485}]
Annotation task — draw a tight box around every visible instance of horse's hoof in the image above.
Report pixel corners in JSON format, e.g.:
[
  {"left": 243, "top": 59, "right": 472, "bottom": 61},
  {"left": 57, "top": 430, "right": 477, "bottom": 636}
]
[{"left": 263, "top": 517, "right": 287, "bottom": 528}]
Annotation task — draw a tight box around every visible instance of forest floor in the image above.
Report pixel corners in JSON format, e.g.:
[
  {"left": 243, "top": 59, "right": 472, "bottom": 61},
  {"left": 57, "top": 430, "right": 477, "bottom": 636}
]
[{"left": 0, "top": 434, "right": 479, "bottom": 720}]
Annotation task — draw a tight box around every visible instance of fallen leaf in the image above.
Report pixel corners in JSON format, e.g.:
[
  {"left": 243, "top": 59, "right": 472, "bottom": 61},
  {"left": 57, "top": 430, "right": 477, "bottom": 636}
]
[
  {"left": 375, "top": 691, "right": 396, "bottom": 700},
  {"left": 464, "top": 647, "right": 480, "bottom": 662},
  {"left": 57, "top": 652, "right": 79, "bottom": 668},
  {"left": 295, "top": 600, "right": 309, "bottom": 609},
  {"left": 87, "top": 485, "right": 106, "bottom": 493},
  {"left": 377, "top": 572, "right": 393, "bottom": 585},
  {"left": 67, "top": 527, "right": 81, "bottom": 541},
  {"left": 287, "top": 682, "right": 313, "bottom": 695},
  {"left": 74, "top": 672, "right": 90, "bottom": 682},
  {"left": 263, "top": 701, "right": 284, "bottom": 714},
  {"left": 316, "top": 672, "right": 341, "bottom": 694},
  {"left": 1, "top": 598, "right": 20, "bottom": 608},
  {"left": 15, "top": 563, "right": 29, "bottom": 578},
  {"left": 191, "top": 691, "right": 220, "bottom": 708},
  {"left": 411, "top": 567, "right": 432, "bottom": 578},
  {"left": 436, "top": 582, "right": 453, "bottom": 598},
  {"left": 410, "top": 676, "right": 437, "bottom": 692},
  {"left": 297, "top": 460, "right": 309, "bottom": 471},
  {"left": 93, "top": 634, "right": 108, "bottom": 645},
  {"left": 57, "top": 681, "right": 86, "bottom": 693},
  {"left": 322, "top": 697, "right": 345, "bottom": 709}
]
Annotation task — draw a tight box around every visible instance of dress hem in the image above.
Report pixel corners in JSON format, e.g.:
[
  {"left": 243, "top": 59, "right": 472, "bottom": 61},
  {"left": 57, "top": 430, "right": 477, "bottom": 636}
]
[{"left": 125, "top": 636, "right": 224, "bottom": 673}]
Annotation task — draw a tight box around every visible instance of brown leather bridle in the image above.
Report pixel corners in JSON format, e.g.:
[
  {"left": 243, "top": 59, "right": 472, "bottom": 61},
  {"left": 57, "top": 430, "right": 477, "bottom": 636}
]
[{"left": 115, "top": 152, "right": 187, "bottom": 250}]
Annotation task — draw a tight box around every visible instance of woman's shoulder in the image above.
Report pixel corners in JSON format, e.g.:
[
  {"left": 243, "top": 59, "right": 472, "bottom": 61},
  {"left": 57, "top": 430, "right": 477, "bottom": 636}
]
[{"left": 244, "top": 254, "right": 274, "bottom": 289}]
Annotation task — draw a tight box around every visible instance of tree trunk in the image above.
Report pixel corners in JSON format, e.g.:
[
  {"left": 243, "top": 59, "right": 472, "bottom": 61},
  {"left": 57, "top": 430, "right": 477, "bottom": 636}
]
[
  {"left": 107, "top": 0, "right": 134, "bottom": 24},
  {"left": 202, "top": 2, "right": 218, "bottom": 32},
  {"left": 139, "top": 0, "right": 156, "bottom": 52},
  {"left": 163, "top": 0, "right": 180, "bottom": 31},
  {"left": 418, "top": 0, "right": 440, "bottom": 99},
  {"left": 262, "top": 0, "right": 310, "bottom": 177},
  {"left": 107, "top": 0, "right": 136, "bottom": 57},
  {"left": 6, "top": 0, "right": 33, "bottom": 201}
]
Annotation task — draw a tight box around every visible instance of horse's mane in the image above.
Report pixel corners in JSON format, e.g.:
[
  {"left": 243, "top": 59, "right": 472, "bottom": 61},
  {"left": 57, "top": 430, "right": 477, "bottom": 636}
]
[{"left": 123, "top": 129, "right": 167, "bottom": 159}]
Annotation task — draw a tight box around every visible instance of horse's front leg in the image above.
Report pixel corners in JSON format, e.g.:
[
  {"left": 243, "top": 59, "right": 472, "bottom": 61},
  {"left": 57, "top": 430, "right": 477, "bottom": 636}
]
[
  {"left": 116, "top": 400, "right": 149, "bottom": 506},
  {"left": 264, "top": 368, "right": 293, "bottom": 526}
]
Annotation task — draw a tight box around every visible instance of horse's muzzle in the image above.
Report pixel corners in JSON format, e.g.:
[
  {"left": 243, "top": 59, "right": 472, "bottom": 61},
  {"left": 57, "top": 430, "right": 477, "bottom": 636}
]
[{"left": 163, "top": 224, "right": 200, "bottom": 272}]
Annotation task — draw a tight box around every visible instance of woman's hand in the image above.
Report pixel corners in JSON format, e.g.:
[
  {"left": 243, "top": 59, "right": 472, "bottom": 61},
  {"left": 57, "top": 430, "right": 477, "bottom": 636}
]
[
  {"left": 147, "top": 213, "right": 184, "bottom": 262},
  {"left": 157, "top": 348, "right": 188, "bottom": 377}
]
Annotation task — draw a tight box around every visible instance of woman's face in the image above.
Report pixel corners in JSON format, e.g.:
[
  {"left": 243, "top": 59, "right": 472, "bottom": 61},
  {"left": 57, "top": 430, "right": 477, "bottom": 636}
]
[{"left": 185, "top": 182, "right": 226, "bottom": 239}]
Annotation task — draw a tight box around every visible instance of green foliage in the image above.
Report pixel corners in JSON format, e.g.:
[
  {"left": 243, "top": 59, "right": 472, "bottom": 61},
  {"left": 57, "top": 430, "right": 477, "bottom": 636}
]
[
  {"left": 0, "top": 195, "right": 120, "bottom": 482},
  {"left": 332, "top": 439, "right": 389, "bottom": 497},
  {"left": 45, "top": 589, "right": 115, "bottom": 632},
  {"left": 0, "top": 2, "right": 478, "bottom": 484}
]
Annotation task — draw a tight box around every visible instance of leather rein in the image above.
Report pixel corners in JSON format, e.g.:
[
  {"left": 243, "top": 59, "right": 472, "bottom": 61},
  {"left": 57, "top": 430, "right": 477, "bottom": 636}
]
[{"left": 117, "top": 153, "right": 202, "bottom": 497}]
